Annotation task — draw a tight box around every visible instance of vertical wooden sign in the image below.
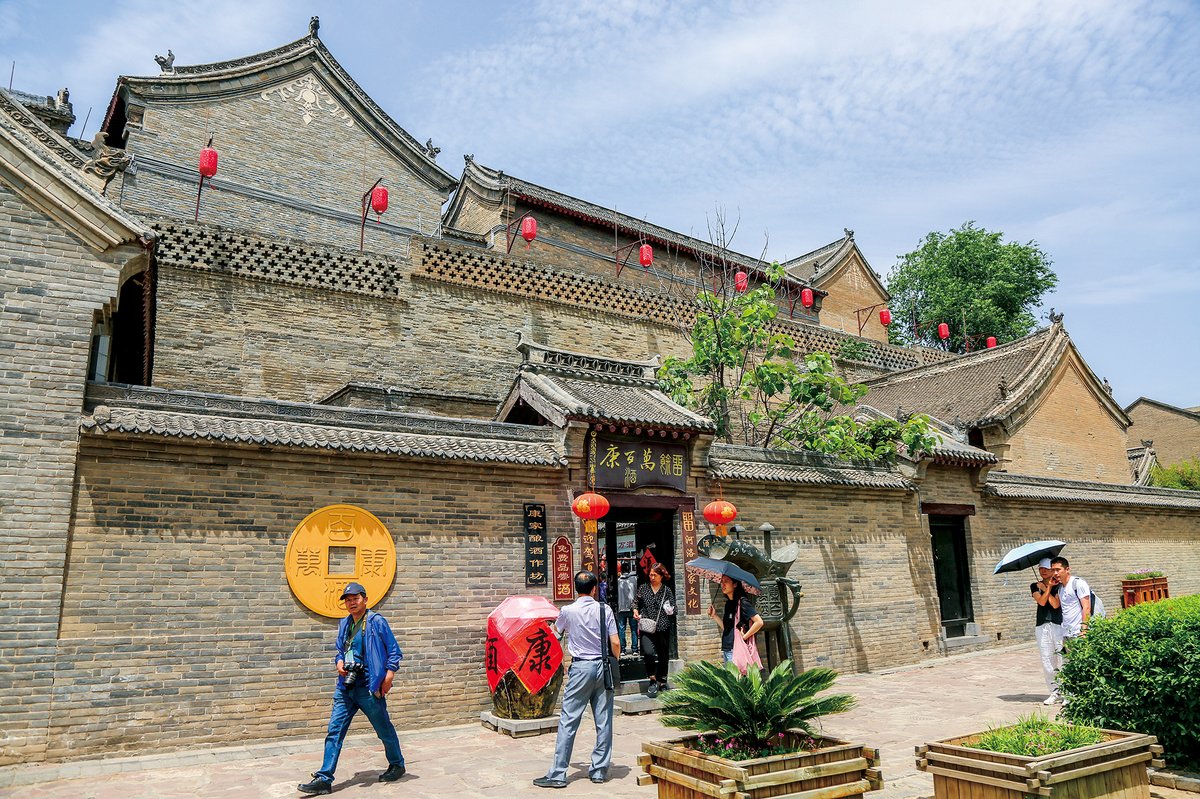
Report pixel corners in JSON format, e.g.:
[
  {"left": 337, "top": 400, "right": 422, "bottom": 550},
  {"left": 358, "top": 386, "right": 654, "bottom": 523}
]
[
  {"left": 681, "top": 508, "right": 700, "bottom": 615},
  {"left": 580, "top": 519, "right": 598, "bottom": 575},
  {"left": 552, "top": 536, "right": 574, "bottom": 602},
  {"left": 523, "top": 503, "right": 547, "bottom": 586}
]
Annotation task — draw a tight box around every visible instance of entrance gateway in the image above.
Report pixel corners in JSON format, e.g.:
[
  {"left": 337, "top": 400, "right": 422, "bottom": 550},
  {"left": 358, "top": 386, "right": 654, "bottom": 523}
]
[{"left": 922, "top": 503, "right": 977, "bottom": 639}]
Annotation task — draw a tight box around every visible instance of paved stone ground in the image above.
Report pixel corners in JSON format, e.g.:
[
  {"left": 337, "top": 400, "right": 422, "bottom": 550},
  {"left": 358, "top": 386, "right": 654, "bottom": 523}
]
[{"left": 3, "top": 645, "right": 1193, "bottom": 799}]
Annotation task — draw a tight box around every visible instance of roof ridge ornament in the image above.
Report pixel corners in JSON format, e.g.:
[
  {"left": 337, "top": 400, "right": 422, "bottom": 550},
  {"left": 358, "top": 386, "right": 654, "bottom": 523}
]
[
  {"left": 154, "top": 49, "right": 175, "bottom": 75},
  {"left": 1048, "top": 307, "right": 1064, "bottom": 324},
  {"left": 309, "top": 16, "right": 320, "bottom": 39}
]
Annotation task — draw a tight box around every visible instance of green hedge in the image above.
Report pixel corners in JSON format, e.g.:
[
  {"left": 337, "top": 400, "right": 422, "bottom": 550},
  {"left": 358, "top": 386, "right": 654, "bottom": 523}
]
[{"left": 1060, "top": 594, "right": 1200, "bottom": 770}]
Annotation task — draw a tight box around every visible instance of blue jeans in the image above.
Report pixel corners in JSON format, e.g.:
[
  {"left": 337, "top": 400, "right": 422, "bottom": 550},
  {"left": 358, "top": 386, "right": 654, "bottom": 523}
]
[
  {"left": 722, "top": 649, "right": 733, "bottom": 664},
  {"left": 316, "top": 683, "right": 404, "bottom": 782},
  {"left": 617, "top": 611, "right": 638, "bottom": 653},
  {"left": 545, "top": 660, "right": 614, "bottom": 781}
]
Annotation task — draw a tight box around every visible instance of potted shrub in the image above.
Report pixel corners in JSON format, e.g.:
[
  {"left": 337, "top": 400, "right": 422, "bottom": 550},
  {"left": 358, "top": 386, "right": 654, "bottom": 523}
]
[
  {"left": 637, "top": 661, "right": 882, "bottom": 799},
  {"left": 1121, "top": 571, "right": 1166, "bottom": 608},
  {"left": 916, "top": 715, "right": 1162, "bottom": 799}
]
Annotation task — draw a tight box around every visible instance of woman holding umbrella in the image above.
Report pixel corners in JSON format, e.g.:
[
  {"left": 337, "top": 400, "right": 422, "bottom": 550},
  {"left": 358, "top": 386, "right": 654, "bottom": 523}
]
[
  {"left": 709, "top": 575, "right": 764, "bottom": 665},
  {"left": 633, "top": 563, "right": 675, "bottom": 697}
]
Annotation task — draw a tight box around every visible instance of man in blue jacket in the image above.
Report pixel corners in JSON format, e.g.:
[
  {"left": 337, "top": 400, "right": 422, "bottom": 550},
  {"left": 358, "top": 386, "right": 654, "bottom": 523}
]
[{"left": 299, "top": 582, "right": 404, "bottom": 795}]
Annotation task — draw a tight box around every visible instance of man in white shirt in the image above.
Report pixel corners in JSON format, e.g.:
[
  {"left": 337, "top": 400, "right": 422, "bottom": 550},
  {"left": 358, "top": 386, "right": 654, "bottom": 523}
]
[
  {"left": 1051, "top": 556, "right": 1092, "bottom": 639},
  {"left": 534, "top": 570, "right": 620, "bottom": 789}
]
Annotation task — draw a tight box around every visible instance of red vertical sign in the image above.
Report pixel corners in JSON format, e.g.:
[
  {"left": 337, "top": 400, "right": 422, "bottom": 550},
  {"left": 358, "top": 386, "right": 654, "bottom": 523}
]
[
  {"left": 580, "top": 519, "right": 598, "bottom": 575},
  {"left": 552, "top": 536, "right": 574, "bottom": 602},
  {"left": 681, "top": 508, "right": 700, "bottom": 615}
]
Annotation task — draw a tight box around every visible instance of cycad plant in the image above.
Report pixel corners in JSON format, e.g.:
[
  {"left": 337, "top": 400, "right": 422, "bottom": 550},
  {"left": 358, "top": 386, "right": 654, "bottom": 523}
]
[{"left": 660, "top": 660, "right": 855, "bottom": 751}]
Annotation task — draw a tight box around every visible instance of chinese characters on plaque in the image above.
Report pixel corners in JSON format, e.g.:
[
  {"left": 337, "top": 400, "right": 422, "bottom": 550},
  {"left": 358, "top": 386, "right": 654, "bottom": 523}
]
[
  {"left": 592, "top": 432, "right": 688, "bottom": 492},
  {"left": 523, "top": 503, "right": 547, "bottom": 586},
  {"left": 680, "top": 507, "right": 701, "bottom": 615},
  {"left": 551, "top": 536, "right": 574, "bottom": 601},
  {"left": 580, "top": 518, "right": 598, "bottom": 575}
]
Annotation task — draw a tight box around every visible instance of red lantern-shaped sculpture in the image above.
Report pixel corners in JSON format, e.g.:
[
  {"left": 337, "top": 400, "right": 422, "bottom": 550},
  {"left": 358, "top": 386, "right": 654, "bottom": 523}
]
[
  {"left": 370, "top": 185, "right": 389, "bottom": 216},
  {"left": 879, "top": 308, "right": 892, "bottom": 326},
  {"left": 986, "top": 336, "right": 997, "bottom": 349},
  {"left": 734, "top": 271, "right": 749, "bottom": 293},
  {"left": 800, "top": 288, "right": 814, "bottom": 308},
  {"left": 571, "top": 492, "right": 610, "bottom": 522},
  {"left": 521, "top": 216, "right": 538, "bottom": 243},
  {"left": 703, "top": 500, "right": 738, "bottom": 526},
  {"left": 639, "top": 244, "right": 653, "bottom": 267},
  {"left": 938, "top": 323, "right": 950, "bottom": 341},
  {"left": 198, "top": 146, "right": 218, "bottom": 178}
]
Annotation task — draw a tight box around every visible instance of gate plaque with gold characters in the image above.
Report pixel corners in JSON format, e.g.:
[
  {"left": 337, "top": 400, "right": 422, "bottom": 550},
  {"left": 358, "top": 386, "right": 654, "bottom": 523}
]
[{"left": 285, "top": 504, "right": 397, "bottom": 618}]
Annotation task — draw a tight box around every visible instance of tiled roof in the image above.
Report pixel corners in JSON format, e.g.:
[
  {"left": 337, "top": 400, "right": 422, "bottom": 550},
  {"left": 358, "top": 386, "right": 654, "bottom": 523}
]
[
  {"left": 1125, "top": 397, "right": 1200, "bottom": 423},
  {"left": 859, "top": 324, "right": 1127, "bottom": 430},
  {"left": 781, "top": 234, "right": 854, "bottom": 283},
  {"left": 1127, "top": 446, "right": 1157, "bottom": 486},
  {"left": 81, "top": 384, "right": 565, "bottom": 467},
  {"left": 498, "top": 339, "right": 714, "bottom": 432},
  {"left": 708, "top": 444, "right": 913, "bottom": 489},
  {"left": 983, "top": 472, "right": 1200, "bottom": 509},
  {"left": 855, "top": 406, "right": 997, "bottom": 466}
]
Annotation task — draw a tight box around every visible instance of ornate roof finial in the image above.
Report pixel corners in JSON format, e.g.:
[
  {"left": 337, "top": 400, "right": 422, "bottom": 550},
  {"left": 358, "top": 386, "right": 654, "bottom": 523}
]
[
  {"left": 998, "top": 376, "right": 1009, "bottom": 400},
  {"left": 464, "top": 153, "right": 474, "bottom": 164},
  {"left": 309, "top": 16, "right": 320, "bottom": 38},
  {"left": 154, "top": 49, "right": 175, "bottom": 74},
  {"left": 1141, "top": 439, "right": 1154, "bottom": 448},
  {"left": 424, "top": 138, "right": 441, "bottom": 159},
  {"left": 1048, "top": 307, "right": 1064, "bottom": 324},
  {"left": 1103, "top": 377, "right": 1113, "bottom": 395},
  {"left": 55, "top": 88, "right": 70, "bottom": 108},
  {"left": 844, "top": 227, "right": 855, "bottom": 240}
]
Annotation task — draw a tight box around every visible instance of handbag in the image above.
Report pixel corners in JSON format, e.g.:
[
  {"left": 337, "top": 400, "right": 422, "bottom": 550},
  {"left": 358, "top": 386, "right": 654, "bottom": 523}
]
[
  {"left": 638, "top": 587, "right": 667, "bottom": 633},
  {"left": 599, "top": 602, "right": 620, "bottom": 691},
  {"left": 730, "top": 604, "right": 763, "bottom": 675}
]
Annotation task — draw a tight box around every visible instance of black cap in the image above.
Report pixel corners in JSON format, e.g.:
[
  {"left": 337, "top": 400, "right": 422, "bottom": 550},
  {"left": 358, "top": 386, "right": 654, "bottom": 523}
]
[{"left": 339, "top": 582, "right": 367, "bottom": 601}]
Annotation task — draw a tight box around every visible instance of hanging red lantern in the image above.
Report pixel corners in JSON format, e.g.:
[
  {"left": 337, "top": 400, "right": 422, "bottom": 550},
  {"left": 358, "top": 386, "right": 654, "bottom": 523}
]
[
  {"left": 571, "top": 492, "right": 610, "bottom": 521},
  {"left": 520, "top": 216, "right": 538, "bottom": 243},
  {"left": 639, "top": 244, "right": 653, "bottom": 267},
  {"left": 370, "top": 185, "right": 389, "bottom": 216},
  {"left": 734, "top": 271, "right": 749, "bottom": 293},
  {"left": 198, "top": 146, "right": 218, "bottom": 178},
  {"left": 938, "top": 323, "right": 950, "bottom": 340},
  {"left": 703, "top": 500, "right": 738, "bottom": 526},
  {"left": 986, "top": 336, "right": 997, "bottom": 349},
  {"left": 801, "top": 288, "right": 814, "bottom": 308},
  {"left": 879, "top": 308, "right": 892, "bottom": 326}
]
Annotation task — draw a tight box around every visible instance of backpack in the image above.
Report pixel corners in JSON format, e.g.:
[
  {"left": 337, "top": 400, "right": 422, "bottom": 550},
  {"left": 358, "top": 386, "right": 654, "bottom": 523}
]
[{"left": 1070, "top": 578, "right": 1106, "bottom": 620}]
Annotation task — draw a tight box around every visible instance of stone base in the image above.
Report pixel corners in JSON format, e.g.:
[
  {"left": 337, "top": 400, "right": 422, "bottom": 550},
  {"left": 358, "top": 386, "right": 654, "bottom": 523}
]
[
  {"left": 614, "top": 693, "right": 660, "bottom": 716},
  {"left": 479, "top": 711, "right": 558, "bottom": 738}
]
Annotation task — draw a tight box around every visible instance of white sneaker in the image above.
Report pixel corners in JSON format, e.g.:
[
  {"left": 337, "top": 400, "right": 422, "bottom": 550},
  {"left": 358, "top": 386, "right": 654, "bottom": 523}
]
[{"left": 1043, "top": 693, "right": 1058, "bottom": 706}]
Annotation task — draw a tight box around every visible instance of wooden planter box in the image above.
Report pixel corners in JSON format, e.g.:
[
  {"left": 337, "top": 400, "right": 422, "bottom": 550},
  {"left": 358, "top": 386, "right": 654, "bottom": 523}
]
[
  {"left": 916, "top": 727, "right": 1163, "bottom": 799},
  {"left": 1122, "top": 577, "right": 1170, "bottom": 608},
  {"left": 638, "top": 734, "right": 882, "bottom": 799}
]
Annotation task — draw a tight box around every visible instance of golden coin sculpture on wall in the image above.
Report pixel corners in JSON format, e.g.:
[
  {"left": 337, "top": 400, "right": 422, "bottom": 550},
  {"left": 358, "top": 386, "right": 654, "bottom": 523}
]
[{"left": 285, "top": 504, "right": 397, "bottom": 618}]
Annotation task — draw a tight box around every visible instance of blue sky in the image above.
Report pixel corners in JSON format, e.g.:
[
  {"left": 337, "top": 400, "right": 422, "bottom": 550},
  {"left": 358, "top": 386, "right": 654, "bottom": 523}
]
[{"left": 3, "top": 0, "right": 1198, "bottom": 408}]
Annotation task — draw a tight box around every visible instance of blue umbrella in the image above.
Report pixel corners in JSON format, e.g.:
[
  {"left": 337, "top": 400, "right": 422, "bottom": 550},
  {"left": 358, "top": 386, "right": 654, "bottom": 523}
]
[
  {"left": 685, "top": 557, "right": 763, "bottom": 595},
  {"left": 993, "top": 540, "right": 1066, "bottom": 575}
]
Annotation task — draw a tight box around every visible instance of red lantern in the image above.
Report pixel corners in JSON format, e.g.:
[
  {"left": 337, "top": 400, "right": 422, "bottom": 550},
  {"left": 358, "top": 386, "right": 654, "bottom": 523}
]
[
  {"left": 520, "top": 216, "right": 538, "bottom": 243},
  {"left": 198, "top": 147, "right": 218, "bottom": 178},
  {"left": 703, "top": 500, "right": 738, "bottom": 526},
  {"left": 801, "top": 288, "right": 814, "bottom": 308},
  {"left": 986, "top": 336, "right": 997, "bottom": 349},
  {"left": 639, "top": 244, "right": 653, "bottom": 267},
  {"left": 734, "top": 271, "right": 749, "bottom": 293},
  {"left": 879, "top": 308, "right": 892, "bottom": 326},
  {"left": 571, "top": 492, "right": 610, "bottom": 521},
  {"left": 370, "top": 185, "right": 388, "bottom": 215},
  {"left": 938, "top": 323, "right": 950, "bottom": 341}
]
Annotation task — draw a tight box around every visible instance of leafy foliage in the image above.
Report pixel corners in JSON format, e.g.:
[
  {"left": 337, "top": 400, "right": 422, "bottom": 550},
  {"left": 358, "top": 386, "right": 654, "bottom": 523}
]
[
  {"left": 1124, "top": 570, "right": 1165, "bottom": 580},
  {"left": 1150, "top": 458, "right": 1200, "bottom": 491},
  {"left": 658, "top": 263, "right": 936, "bottom": 460},
  {"left": 659, "top": 660, "right": 855, "bottom": 751},
  {"left": 967, "top": 714, "right": 1105, "bottom": 757},
  {"left": 1059, "top": 595, "right": 1200, "bottom": 769},
  {"left": 835, "top": 339, "right": 872, "bottom": 362},
  {"left": 687, "top": 731, "right": 822, "bottom": 761},
  {"left": 886, "top": 222, "right": 1057, "bottom": 350}
]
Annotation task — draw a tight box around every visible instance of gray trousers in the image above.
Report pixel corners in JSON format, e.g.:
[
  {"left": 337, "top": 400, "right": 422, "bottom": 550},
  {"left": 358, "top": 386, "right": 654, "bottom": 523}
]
[{"left": 546, "top": 659, "right": 614, "bottom": 781}]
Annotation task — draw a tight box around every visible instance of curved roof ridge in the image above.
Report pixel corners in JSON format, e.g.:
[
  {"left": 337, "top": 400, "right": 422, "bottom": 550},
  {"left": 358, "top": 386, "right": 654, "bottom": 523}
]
[
  {"left": 782, "top": 235, "right": 849, "bottom": 268},
  {"left": 864, "top": 324, "right": 1054, "bottom": 389}
]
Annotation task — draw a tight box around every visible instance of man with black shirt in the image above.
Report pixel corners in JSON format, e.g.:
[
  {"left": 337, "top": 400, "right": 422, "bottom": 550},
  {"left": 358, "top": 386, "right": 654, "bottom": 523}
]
[{"left": 1031, "top": 558, "right": 1063, "bottom": 705}]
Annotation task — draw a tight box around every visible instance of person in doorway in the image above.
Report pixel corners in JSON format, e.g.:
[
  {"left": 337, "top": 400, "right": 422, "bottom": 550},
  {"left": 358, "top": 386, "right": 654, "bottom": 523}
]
[
  {"left": 533, "top": 570, "right": 620, "bottom": 789},
  {"left": 1031, "top": 557, "right": 1063, "bottom": 704},
  {"left": 298, "top": 582, "right": 405, "bottom": 796},
  {"left": 633, "top": 563, "right": 675, "bottom": 697},
  {"left": 617, "top": 562, "right": 639, "bottom": 655},
  {"left": 1051, "top": 556, "right": 1092, "bottom": 640},
  {"left": 708, "top": 574, "right": 764, "bottom": 666}
]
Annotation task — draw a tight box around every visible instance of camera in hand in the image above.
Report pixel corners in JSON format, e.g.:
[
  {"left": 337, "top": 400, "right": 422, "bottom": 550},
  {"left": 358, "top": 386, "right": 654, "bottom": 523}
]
[{"left": 343, "top": 661, "right": 366, "bottom": 689}]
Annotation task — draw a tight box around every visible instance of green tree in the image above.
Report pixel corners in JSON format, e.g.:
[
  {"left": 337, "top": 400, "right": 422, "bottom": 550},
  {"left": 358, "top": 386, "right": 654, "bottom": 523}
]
[
  {"left": 657, "top": 262, "right": 935, "bottom": 461},
  {"left": 1150, "top": 458, "right": 1200, "bottom": 491},
  {"left": 886, "top": 222, "right": 1057, "bottom": 350}
]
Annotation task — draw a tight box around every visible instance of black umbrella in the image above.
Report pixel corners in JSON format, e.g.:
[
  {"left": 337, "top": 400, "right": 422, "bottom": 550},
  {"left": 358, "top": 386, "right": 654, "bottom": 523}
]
[
  {"left": 993, "top": 540, "right": 1066, "bottom": 575},
  {"left": 685, "top": 557, "right": 763, "bottom": 595}
]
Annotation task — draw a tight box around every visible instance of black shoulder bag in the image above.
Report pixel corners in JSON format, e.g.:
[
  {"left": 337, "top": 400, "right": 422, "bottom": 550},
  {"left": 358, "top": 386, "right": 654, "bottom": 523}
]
[{"left": 598, "top": 602, "right": 620, "bottom": 691}]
